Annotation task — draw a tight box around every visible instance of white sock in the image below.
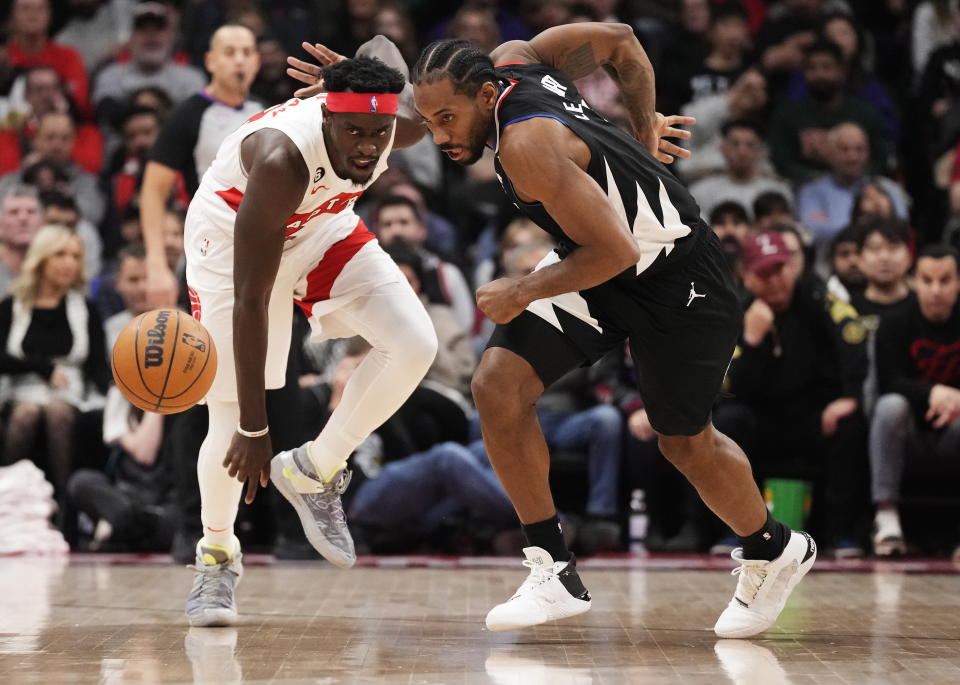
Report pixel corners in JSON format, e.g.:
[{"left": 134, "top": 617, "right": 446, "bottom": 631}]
[
  {"left": 198, "top": 399, "right": 243, "bottom": 549},
  {"left": 875, "top": 508, "right": 901, "bottom": 536}
]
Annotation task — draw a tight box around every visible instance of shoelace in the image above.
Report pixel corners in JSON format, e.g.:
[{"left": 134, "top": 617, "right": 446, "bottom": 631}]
[
  {"left": 514, "top": 560, "right": 552, "bottom": 596},
  {"left": 192, "top": 564, "right": 238, "bottom": 605},
  {"left": 730, "top": 560, "right": 768, "bottom": 603}
]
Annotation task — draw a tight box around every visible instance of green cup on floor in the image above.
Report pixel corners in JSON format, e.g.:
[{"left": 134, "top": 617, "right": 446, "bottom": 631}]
[{"left": 763, "top": 478, "right": 812, "bottom": 531}]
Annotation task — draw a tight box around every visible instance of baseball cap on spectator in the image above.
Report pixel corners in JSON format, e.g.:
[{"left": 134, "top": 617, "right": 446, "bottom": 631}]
[
  {"left": 741, "top": 231, "right": 790, "bottom": 276},
  {"left": 133, "top": 2, "right": 170, "bottom": 29}
]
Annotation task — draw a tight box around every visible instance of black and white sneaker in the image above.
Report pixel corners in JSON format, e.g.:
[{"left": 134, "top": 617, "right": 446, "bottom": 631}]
[
  {"left": 485, "top": 546, "right": 592, "bottom": 631},
  {"left": 714, "top": 530, "right": 817, "bottom": 638}
]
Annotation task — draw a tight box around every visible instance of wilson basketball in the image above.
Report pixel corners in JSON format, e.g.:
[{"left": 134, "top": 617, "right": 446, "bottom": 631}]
[{"left": 111, "top": 309, "right": 217, "bottom": 414}]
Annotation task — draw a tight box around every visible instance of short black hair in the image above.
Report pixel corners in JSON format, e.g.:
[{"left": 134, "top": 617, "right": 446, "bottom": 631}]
[
  {"left": 753, "top": 191, "right": 791, "bottom": 220},
  {"left": 39, "top": 190, "right": 77, "bottom": 212},
  {"left": 917, "top": 244, "right": 959, "bottom": 268},
  {"left": 854, "top": 215, "right": 909, "bottom": 250},
  {"left": 118, "top": 242, "right": 147, "bottom": 262},
  {"left": 383, "top": 240, "right": 425, "bottom": 283},
  {"left": 412, "top": 39, "right": 497, "bottom": 96},
  {"left": 323, "top": 56, "right": 405, "bottom": 94},
  {"left": 721, "top": 118, "right": 764, "bottom": 139},
  {"left": 830, "top": 223, "right": 861, "bottom": 257},
  {"left": 123, "top": 105, "right": 161, "bottom": 127},
  {"left": 376, "top": 195, "right": 421, "bottom": 222},
  {"left": 709, "top": 201, "right": 749, "bottom": 226},
  {"left": 711, "top": 2, "right": 749, "bottom": 24},
  {"left": 805, "top": 38, "right": 844, "bottom": 65}
]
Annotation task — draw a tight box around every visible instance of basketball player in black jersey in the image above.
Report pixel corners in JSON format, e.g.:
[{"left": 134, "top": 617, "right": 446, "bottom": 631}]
[{"left": 290, "top": 22, "right": 816, "bottom": 638}]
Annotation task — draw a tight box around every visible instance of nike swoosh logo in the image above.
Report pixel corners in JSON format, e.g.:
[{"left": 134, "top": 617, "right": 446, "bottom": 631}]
[{"left": 309, "top": 185, "right": 328, "bottom": 195}]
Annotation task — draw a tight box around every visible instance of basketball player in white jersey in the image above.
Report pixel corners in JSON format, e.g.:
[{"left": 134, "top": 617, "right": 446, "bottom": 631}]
[{"left": 145, "top": 37, "right": 435, "bottom": 626}]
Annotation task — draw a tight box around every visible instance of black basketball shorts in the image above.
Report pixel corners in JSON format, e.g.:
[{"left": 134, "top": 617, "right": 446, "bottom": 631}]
[{"left": 487, "top": 230, "right": 742, "bottom": 436}]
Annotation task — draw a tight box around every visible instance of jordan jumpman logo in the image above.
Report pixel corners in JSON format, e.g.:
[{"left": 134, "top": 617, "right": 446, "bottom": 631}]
[{"left": 687, "top": 281, "right": 706, "bottom": 308}]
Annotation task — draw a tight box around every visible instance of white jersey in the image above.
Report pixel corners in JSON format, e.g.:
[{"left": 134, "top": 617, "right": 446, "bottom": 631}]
[{"left": 189, "top": 94, "right": 394, "bottom": 249}]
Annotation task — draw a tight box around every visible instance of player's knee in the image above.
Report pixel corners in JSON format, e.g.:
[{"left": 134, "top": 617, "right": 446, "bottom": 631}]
[
  {"left": 590, "top": 405, "right": 622, "bottom": 433},
  {"left": 658, "top": 432, "right": 708, "bottom": 473},
  {"left": 874, "top": 393, "right": 910, "bottom": 424},
  {"left": 398, "top": 319, "right": 438, "bottom": 373}
]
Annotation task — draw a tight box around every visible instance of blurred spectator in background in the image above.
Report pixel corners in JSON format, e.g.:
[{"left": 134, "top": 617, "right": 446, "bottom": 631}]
[
  {"left": 787, "top": 12, "right": 899, "bottom": 141},
  {"left": 661, "top": 2, "right": 752, "bottom": 115},
  {"left": 753, "top": 191, "right": 794, "bottom": 234},
  {"left": 715, "top": 229, "right": 870, "bottom": 555},
  {"left": 797, "top": 122, "right": 908, "bottom": 245},
  {"left": 912, "top": 0, "right": 959, "bottom": 81},
  {"left": 689, "top": 119, "right": 792, "bottom": 221},
  {"left": 101, "top": 243, "right": 148, "bottom": 344},
  {"left": 825, "top": 223, "right": 865, "bottom": 302},
  {"left": 373, "top": 196, "right": 474, "bottom": 333},
  {"left": 6, "top": 0, "right": 91, "bottom": 114},
  {"left": 871, "top": 246, "right": 960, "bottom": 557},
  {"left": 40, "top": 190, "right": 102, "bottom": 279},
  {"left": 92, "top": 3, "right": 205, "bottom": 128},
  {"left": 754, "top": 0, "right": 830, "bottom": 96},
  {"left": 679, "top": 68, "right": 769, "bottom": 181},
  {"left": 374, "top": 3, "right": 419, "bottom": 67},
  {"left": 0, "top": 66, "right": 102, "bottom": 176},
  {"left": 447, "top": 4, "right": 502, "bottom": 54},
  {"left": 128, "top": 85, "right": 174, "bottom": 122},
  {"left": 0, "top": 185, "right": 44, "bottom": 293},
  {"left": 55, "top": 0, "right": 134, "bottom": 72},
  {"left": 0, "top": 111, "right": 105, "bottom": 227},
  {"left": 769, "top": 40, "right": 888, "bottom": 183},
  {"left": 250, "top": 34, "right": 293, "bottom": 105},
  {"left": 658, "top": 0, "right": 712, "bottom": 105},
  {"left": 0, "top": 225, "right": 109, "bottom": 499}
]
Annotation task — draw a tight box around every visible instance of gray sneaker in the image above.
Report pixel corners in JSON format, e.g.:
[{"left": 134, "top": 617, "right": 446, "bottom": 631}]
[
  {"left": 271, "top": 442, "right": 356, "bottom": 568},
  {"left": 185, "top": 541, "right": 243, "bottom": 626}
]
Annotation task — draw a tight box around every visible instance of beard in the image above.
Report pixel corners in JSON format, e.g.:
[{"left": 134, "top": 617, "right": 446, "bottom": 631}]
[{"left": 808, "top": 82, "right": 840, "bottom": 102}]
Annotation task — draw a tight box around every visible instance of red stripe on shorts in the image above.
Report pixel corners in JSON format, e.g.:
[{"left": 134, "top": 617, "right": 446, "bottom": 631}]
[
  {"left": 188, "top": 286, "right": 202, "bottom": 320},
  {"left": 295, "top": 220, "right": 375, "bottom": 317}
]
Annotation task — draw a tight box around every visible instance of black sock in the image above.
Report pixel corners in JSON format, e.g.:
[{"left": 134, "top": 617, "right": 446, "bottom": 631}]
[
  {"left": 522, "top": 514, "right": 570, "bottom": 562},
  {"left": 737, "top": 512, "right": 790, "bottom": 561}
]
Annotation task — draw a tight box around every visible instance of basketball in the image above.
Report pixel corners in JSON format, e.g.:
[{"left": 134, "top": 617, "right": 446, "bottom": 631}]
[{"left": 111, "top": 309, "right": 217, "bottom": 414}]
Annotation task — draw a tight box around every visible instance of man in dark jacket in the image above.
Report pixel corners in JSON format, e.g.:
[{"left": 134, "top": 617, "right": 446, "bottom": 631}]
[{"left": 715, "top": 230, "right": 870, "bottom": 555}]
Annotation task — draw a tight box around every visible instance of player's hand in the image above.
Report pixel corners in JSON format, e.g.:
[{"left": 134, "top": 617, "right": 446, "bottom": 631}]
[
  {"left": 927, "top": 384, "right": 960, "bottom": 429},
  {"left": 476, "top": 277, "right": 528, "bottom": 324},
  {"left": 742, "top": 298, "right": 775, "bottom": 346},
  {"left": 638, "top": 113, "right": 695, "bottom": 165},
  {"left": 628, "top": 408, "right": 657, "bottom": 442},
  {"left": 821, "top": 397, "right": 858, "bottom": 436},
  {"left": 146, "top": 260, "right": 178, "bottom": 308},
  {"left": 287, "top": 42, "right": 347, "bottom": 98},
  {"left": 223, "top": 432, "right": 273, "bottom": 504}
]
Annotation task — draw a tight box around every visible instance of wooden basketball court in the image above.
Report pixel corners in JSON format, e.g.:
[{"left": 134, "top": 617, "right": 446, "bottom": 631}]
[{"left": 1, "top": 555, "right": 959, "bottom": 683}]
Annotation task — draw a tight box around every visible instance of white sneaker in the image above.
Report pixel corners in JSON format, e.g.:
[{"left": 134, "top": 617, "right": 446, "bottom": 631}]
[
  {"left": 714, "top": 530, "right": 817, "bottom": 638},
  {"left": 873, "top": 509, "right": 906, "bottom": 557},
  {"left": 485, "top": 547, "right": 591, "bottom": 631}
]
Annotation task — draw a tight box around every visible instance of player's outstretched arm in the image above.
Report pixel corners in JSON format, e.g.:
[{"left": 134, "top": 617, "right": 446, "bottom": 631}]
[
  {"left": 225, "top": 130, "right": 309, "bottom": 503},
  {"left": 286, "top": 37, "right": 426, "bottom": 150},
  {"left": 491, "top": 23, "right": 690, "bottom": 162},
  {"left": 476, "top": 118, "right": 641, "bottom": 324}
]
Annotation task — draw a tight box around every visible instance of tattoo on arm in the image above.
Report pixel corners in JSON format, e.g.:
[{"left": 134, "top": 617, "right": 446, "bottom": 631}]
[{"left": 560, "top": 42, "right": 598, "bottom": 79}]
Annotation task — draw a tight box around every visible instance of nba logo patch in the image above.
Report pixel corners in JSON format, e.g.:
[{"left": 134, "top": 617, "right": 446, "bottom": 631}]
[
  {"left": 199, "top": 237, "right": 210, "bottom": 257},
  {"left": 369, "top": 95, "right": 377, "bottom": 113}
]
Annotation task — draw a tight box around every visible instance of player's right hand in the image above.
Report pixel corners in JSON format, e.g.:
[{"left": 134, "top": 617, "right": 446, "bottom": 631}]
[
  {"left": 224, "top": 431, "right": 273, "bottom": 504},
  {"left": 146, "top": 261, "right": 178, "bottom": 308}
]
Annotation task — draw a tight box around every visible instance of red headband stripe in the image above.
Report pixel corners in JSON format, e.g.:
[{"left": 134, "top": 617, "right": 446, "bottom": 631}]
[{"left": 325, "top": 92, "right": 399, "bottom": 115}]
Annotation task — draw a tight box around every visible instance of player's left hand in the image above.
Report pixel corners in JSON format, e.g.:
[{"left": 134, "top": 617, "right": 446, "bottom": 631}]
[
  {"left": 639, "top": 113, "right": 695, "bottom": 165},
  {"left": 287, "top": 42, "right": 347, "bottom": 98},
  {"left": 477, "top": 278, "right": 528, "bottom": 324},
  {"left": 821, "top": 397, "right": 858, "bottom": 436},
  {"left": 223, "top": 432, "right": 273, "bottom": 504}
]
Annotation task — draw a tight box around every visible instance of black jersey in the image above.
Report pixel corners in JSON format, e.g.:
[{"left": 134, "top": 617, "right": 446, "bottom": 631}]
[{"left": 492, "top": 62, "right": 705, "bottom": 282}]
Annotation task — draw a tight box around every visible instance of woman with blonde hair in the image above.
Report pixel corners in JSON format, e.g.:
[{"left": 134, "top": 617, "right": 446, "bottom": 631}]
[{"left": 0, "top": 225, "right": 109, "bottom": 499}]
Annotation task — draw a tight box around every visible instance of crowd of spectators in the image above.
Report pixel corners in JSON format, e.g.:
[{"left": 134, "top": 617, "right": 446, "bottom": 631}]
[{"left": 0, "top": 0, "right": 959, "bottom": 562}]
